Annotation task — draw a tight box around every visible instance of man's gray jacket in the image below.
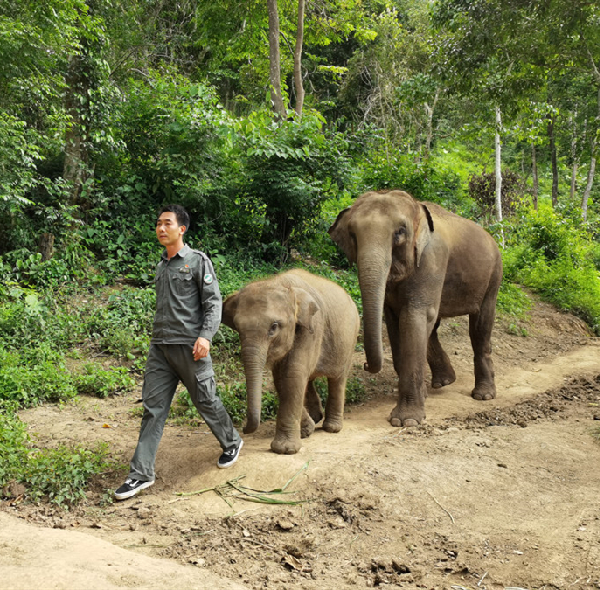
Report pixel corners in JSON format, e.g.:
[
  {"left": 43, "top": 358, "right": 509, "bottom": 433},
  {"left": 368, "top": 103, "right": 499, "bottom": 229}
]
[{"left": 150, "top": 245, "right": 222, "bottom": 344}]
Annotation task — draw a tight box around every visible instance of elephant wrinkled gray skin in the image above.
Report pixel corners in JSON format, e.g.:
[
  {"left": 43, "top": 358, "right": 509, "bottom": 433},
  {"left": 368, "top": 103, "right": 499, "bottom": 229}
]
[
  {"left": 329, "top": 190, "right": 503, "bottom": 427},
  {"left": 222, "top": 269, "right": 360, "bottom": 454}
]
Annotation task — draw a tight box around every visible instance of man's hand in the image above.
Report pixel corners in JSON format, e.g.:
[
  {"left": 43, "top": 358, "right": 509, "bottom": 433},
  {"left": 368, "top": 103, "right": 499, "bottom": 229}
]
[{"left": 193, "top": 337, "right": 210, "bottom": 361}]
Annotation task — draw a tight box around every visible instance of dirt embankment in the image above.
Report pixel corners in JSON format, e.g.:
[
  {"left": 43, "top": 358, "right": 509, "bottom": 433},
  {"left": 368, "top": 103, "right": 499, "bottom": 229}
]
[{"left": 2, "top": 297, "right": 600, "bottom": 590}]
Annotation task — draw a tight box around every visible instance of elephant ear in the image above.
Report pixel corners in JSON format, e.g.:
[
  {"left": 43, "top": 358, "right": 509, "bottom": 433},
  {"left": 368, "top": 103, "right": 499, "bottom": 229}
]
[
  {"left": 414, "top": 204, "right": 434, "bottom": 268},
  {"left": 221, "top": 292, "right": 239, "bottom": 331},
  {"left": 293, "top": 287, "right": 319, "bottom": 334},
  {"left": 328, "top": 207, "right": 356, "bottom": 263}
]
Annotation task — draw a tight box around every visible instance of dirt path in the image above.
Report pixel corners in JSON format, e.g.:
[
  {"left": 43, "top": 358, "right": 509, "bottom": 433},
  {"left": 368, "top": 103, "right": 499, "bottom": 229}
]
[{"left": 2, "top": 299, "right": 600, "bottom": 590}]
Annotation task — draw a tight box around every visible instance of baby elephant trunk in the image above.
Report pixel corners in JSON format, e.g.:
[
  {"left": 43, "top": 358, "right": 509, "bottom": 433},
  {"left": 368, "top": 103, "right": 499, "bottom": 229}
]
[{"left": 241, "top": 344, "right": 267, "bottom": 434}]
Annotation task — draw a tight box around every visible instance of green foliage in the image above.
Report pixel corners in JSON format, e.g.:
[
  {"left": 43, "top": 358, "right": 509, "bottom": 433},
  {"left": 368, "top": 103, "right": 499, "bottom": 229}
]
[
  {"left": 24, "top": 442, "right": 111, "bottom": 506},
  {"left": 315, "top": 375, "right": 369, "bottom": 406},
  {"left": 496, "top": 282, "right": 532, "bottom": 320},
  {"left": 344, "top": 376, "right": 370, "bottom": 405},
  {"left": 79, "top": 217, "right": 157, "bottom": 285},
  {"left": 504, "top": 206, "right": 600, "bottom": 334},
  {"left": 230, "top": 109, "right": 352, "bottom": 257},
  {"left": 0, "top": 345, "right": 77, "bottom": 408},
  {"left": 74, "top": 364, "right": 136, "bottom": 399},
  {"left": 86, "top": 287, "right": 154, "bottom": 360},
  {"left": 0, "top": 404, "right": 111, "bottom": 507},
  {"left": 0, "top": 403, "right": 30, "bottom": 488},
  {"left": 171, "top": 381, "right": 278, "bottom": 427},
  {"left": 1, "top": 249, "right": 73, "bottom": 289},
  {"left": 358, "top": 150, "right": 464, "bottom": 209},
  {"left": 496, "top": 281, "right": 532, "bottom": 336},
  {"left": 110, "top": 72, "right": 231, "bottom": 217},
  {"left": 0, "top": 285, "right": 84, "bottom": 350}
]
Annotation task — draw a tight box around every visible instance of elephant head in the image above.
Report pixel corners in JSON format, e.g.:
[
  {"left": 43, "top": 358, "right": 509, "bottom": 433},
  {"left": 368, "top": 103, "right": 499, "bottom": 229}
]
[
  {"left": 222, "top": 280, "right": 318, "bottom": 434},
  {"left": 329, "top": 190, "right": 434, "bottom": 373}
]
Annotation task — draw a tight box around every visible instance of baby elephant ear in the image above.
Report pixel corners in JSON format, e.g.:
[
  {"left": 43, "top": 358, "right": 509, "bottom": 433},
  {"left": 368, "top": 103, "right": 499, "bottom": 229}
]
[
  {"left": 328, "top": 207, "right": 356, "bottom": 263},
  {"left": 221, "top": 292, "right": 239, "bottom": 330},
  {"left": 294, "top": 288, "right": 319, "bottom": 334}
]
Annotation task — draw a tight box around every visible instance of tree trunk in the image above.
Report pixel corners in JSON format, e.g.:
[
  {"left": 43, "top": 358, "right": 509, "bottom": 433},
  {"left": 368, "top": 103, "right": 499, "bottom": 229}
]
[
  {"left": 582, "top": 146, "right": 596, "bottom": 222},
  {"left": 63, "top": 54, "right": 90, "bottom": 208},
  {"left": 570, "top": 110, "right": 579, "bottom": 200},
  {"left": 38, "top": 233, "right": 55, "bottom": 261},
  {"left": 267, "top": 0, "right": 285, "bottom": 118},
  {"left": 531, "top": 142, "right": 539, "bottom": 210},
  {"left": 495, "top": 107, "right": 503, "bottom": 223},
  {"left": 424, "top": 88, "right": 440, "bottom": 159},
  {"left": 293, "top": 0, "right": 305, "bottom": 118},
  {"left": 548, "top": 114, "right": 559, "bottom": 207}
]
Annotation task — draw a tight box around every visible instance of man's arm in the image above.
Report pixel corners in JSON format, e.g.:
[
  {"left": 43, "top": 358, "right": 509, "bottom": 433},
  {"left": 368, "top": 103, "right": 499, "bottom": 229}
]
[{"left": 193, "top": 254, "right": 222, "bottom": 360}]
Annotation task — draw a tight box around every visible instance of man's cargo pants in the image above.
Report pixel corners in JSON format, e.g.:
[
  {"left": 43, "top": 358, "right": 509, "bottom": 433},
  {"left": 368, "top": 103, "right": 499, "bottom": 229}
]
[{"left": 129, "top": 343, "right": 241, "bottom": 482}]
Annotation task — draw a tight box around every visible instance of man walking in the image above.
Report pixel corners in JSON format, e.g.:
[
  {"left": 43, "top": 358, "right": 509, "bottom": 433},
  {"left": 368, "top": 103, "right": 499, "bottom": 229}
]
[{"left": 115, "top": 204, "right": 243, "bottom": 501}]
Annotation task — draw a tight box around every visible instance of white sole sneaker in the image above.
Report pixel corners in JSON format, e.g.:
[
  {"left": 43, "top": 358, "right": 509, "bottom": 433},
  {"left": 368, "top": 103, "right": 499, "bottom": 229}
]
[
  {"left": 217, "top": 439, "right": 244, "bottom": 469},
  {"left": 114, "top": 478, "right": 155, "bottom": 501}
]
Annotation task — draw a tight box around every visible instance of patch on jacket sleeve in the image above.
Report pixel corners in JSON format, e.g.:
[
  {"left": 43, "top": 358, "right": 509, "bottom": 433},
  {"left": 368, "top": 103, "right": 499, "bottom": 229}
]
[{"left": 204, "top": 273, "right": 213, "bottom": 284}]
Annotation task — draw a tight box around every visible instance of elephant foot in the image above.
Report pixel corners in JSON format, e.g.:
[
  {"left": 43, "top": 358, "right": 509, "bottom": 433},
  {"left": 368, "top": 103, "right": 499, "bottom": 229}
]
[
  {"left": 323, "top": 418, "right": 343, "bottom": 433},
  {"left": 472, "top": 385, "right": 496, "bottom": 401},
  {"left": 431, "top": 365, "right": 456, "bottom": 389},
  {"left": 431, "top": 368, "right": 456, "bottom": 389},
  {"left": 388, "top": 404, "right": 425, "bottom": 427},
  {"left": 301, "top": 416, "right": 316, "bottom": 439},
  {"left": 271, "top": 436, "right": 302, "bottom": 455}
]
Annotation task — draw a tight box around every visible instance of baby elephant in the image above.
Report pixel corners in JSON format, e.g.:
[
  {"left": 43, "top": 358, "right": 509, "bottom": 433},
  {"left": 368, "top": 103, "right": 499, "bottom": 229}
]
[{"left": 222, "top": 269, "right": 359, "bottom": 455}]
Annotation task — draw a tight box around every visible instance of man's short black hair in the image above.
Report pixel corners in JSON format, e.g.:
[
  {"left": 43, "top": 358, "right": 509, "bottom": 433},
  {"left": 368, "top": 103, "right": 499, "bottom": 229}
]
[{"left": 158, "top": 204, "right": 190, "bottom": 232}]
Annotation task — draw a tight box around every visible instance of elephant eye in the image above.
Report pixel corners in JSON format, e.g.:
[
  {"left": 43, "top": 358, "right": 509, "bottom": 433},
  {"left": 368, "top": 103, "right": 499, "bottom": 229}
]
[
  {"left": 394, "top": 226, "right": 407, "bottom": 244},
  {"left": 268, "top": 322, "right": 279, "bottom": 336}
]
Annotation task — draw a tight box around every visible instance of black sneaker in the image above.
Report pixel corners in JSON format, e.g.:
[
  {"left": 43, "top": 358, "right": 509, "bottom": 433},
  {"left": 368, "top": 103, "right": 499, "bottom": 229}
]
[
  {"left": 114, "top": 478, "right": 154, "bottom": 500},
  {"left": 217, "top": 439, "right": 243, "bottom": 469}
]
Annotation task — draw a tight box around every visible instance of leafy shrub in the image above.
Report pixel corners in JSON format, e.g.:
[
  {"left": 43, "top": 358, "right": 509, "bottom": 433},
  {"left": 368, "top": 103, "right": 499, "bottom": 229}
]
[
  {"left": 0, "top": 285, "right": 85, "bottom": 351},
  {"left": 79, "top": 217, "right": 157, "bottom": 285},
  {"left": 0, "top": 403, "right": 30, "bottom": 488},
  {"left": 24, "top": 443, "right": 112, "bottom": 506},
  {"left": 0, "top": 346, "right": 77, "bottom": 408},
  {"left": 496, "top": 282, "right": 532, "bottom": 321},
  {"left": 0, "top": 404, "right": 112, "bottom": 507},
  {"left": 504, "top": 206, "right": 600, "bottom": 334},
  {"left": 74, "top": 363, "right": 136, "bottom": 398},
  {"left": 358, "top": 151, "right": 464, "bottom": 208},
  {"left": 228, "top": 109, "right": 352, "bottom": 257},
  {"left": 85, "top": 287, "right": 154, "bottom": 359}
]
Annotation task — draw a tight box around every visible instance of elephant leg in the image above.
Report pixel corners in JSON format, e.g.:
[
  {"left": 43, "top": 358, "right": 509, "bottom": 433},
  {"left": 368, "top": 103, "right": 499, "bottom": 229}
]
[
  {"left": 427, "top": 319, "right": 456, "bottom": 389},
  {"left": 384, "top": 305, "right": 402, "bottom": 375},
  {"left": 469, "top": 288, "right": 498, "bottom": 401},
  {"left": 301, "top": 407, "right": 316, "bottom": 438},
  {"left": 388, "top": 307, "right": 431, "bottom": 428},
  {"left": 304, "top": 380, "right": 324, "bottom": 424},
  {"left": 300, "top": 381, "right": 321, "bottom": 439},
  {"left": 323, "top": 376, "right": 346, "bottom": 433},
  {"left": 270, "top": 367, "right": 305, "bottom": 455}
]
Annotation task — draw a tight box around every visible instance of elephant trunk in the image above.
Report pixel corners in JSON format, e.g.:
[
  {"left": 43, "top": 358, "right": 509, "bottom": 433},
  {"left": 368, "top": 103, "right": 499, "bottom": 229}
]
[
  {"left": 240, "top": 343, "right": 267, "bottom": 434},
  {"left": 357, "top": 247, "right": 390, "bottom": 374}
]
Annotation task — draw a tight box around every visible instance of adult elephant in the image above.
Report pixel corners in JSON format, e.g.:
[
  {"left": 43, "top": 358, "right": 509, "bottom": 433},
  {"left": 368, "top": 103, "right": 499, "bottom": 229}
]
[{"left": 329, "top": 190, "right": 503, "bottom": 427}]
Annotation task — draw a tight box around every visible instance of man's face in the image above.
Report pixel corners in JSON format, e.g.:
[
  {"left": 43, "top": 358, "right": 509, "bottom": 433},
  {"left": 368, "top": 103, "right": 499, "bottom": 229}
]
[{"left": 156, "top": 212, "right": 185, "bottom": 247}]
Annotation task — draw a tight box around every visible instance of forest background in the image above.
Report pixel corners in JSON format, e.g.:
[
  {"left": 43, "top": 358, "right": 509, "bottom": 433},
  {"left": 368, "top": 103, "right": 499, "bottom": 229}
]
[{"left": 1, "top": 0, "right": 600, "bottom": 506}]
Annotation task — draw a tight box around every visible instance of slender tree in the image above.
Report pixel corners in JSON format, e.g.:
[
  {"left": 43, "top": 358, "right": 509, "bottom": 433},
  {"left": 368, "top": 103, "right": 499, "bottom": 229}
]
[
  {"left": 267, "top": 0, "right": 286, "bottom": 117},
  {"left": 293, "top": 0, "right": 305, "bottom": 117}
]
